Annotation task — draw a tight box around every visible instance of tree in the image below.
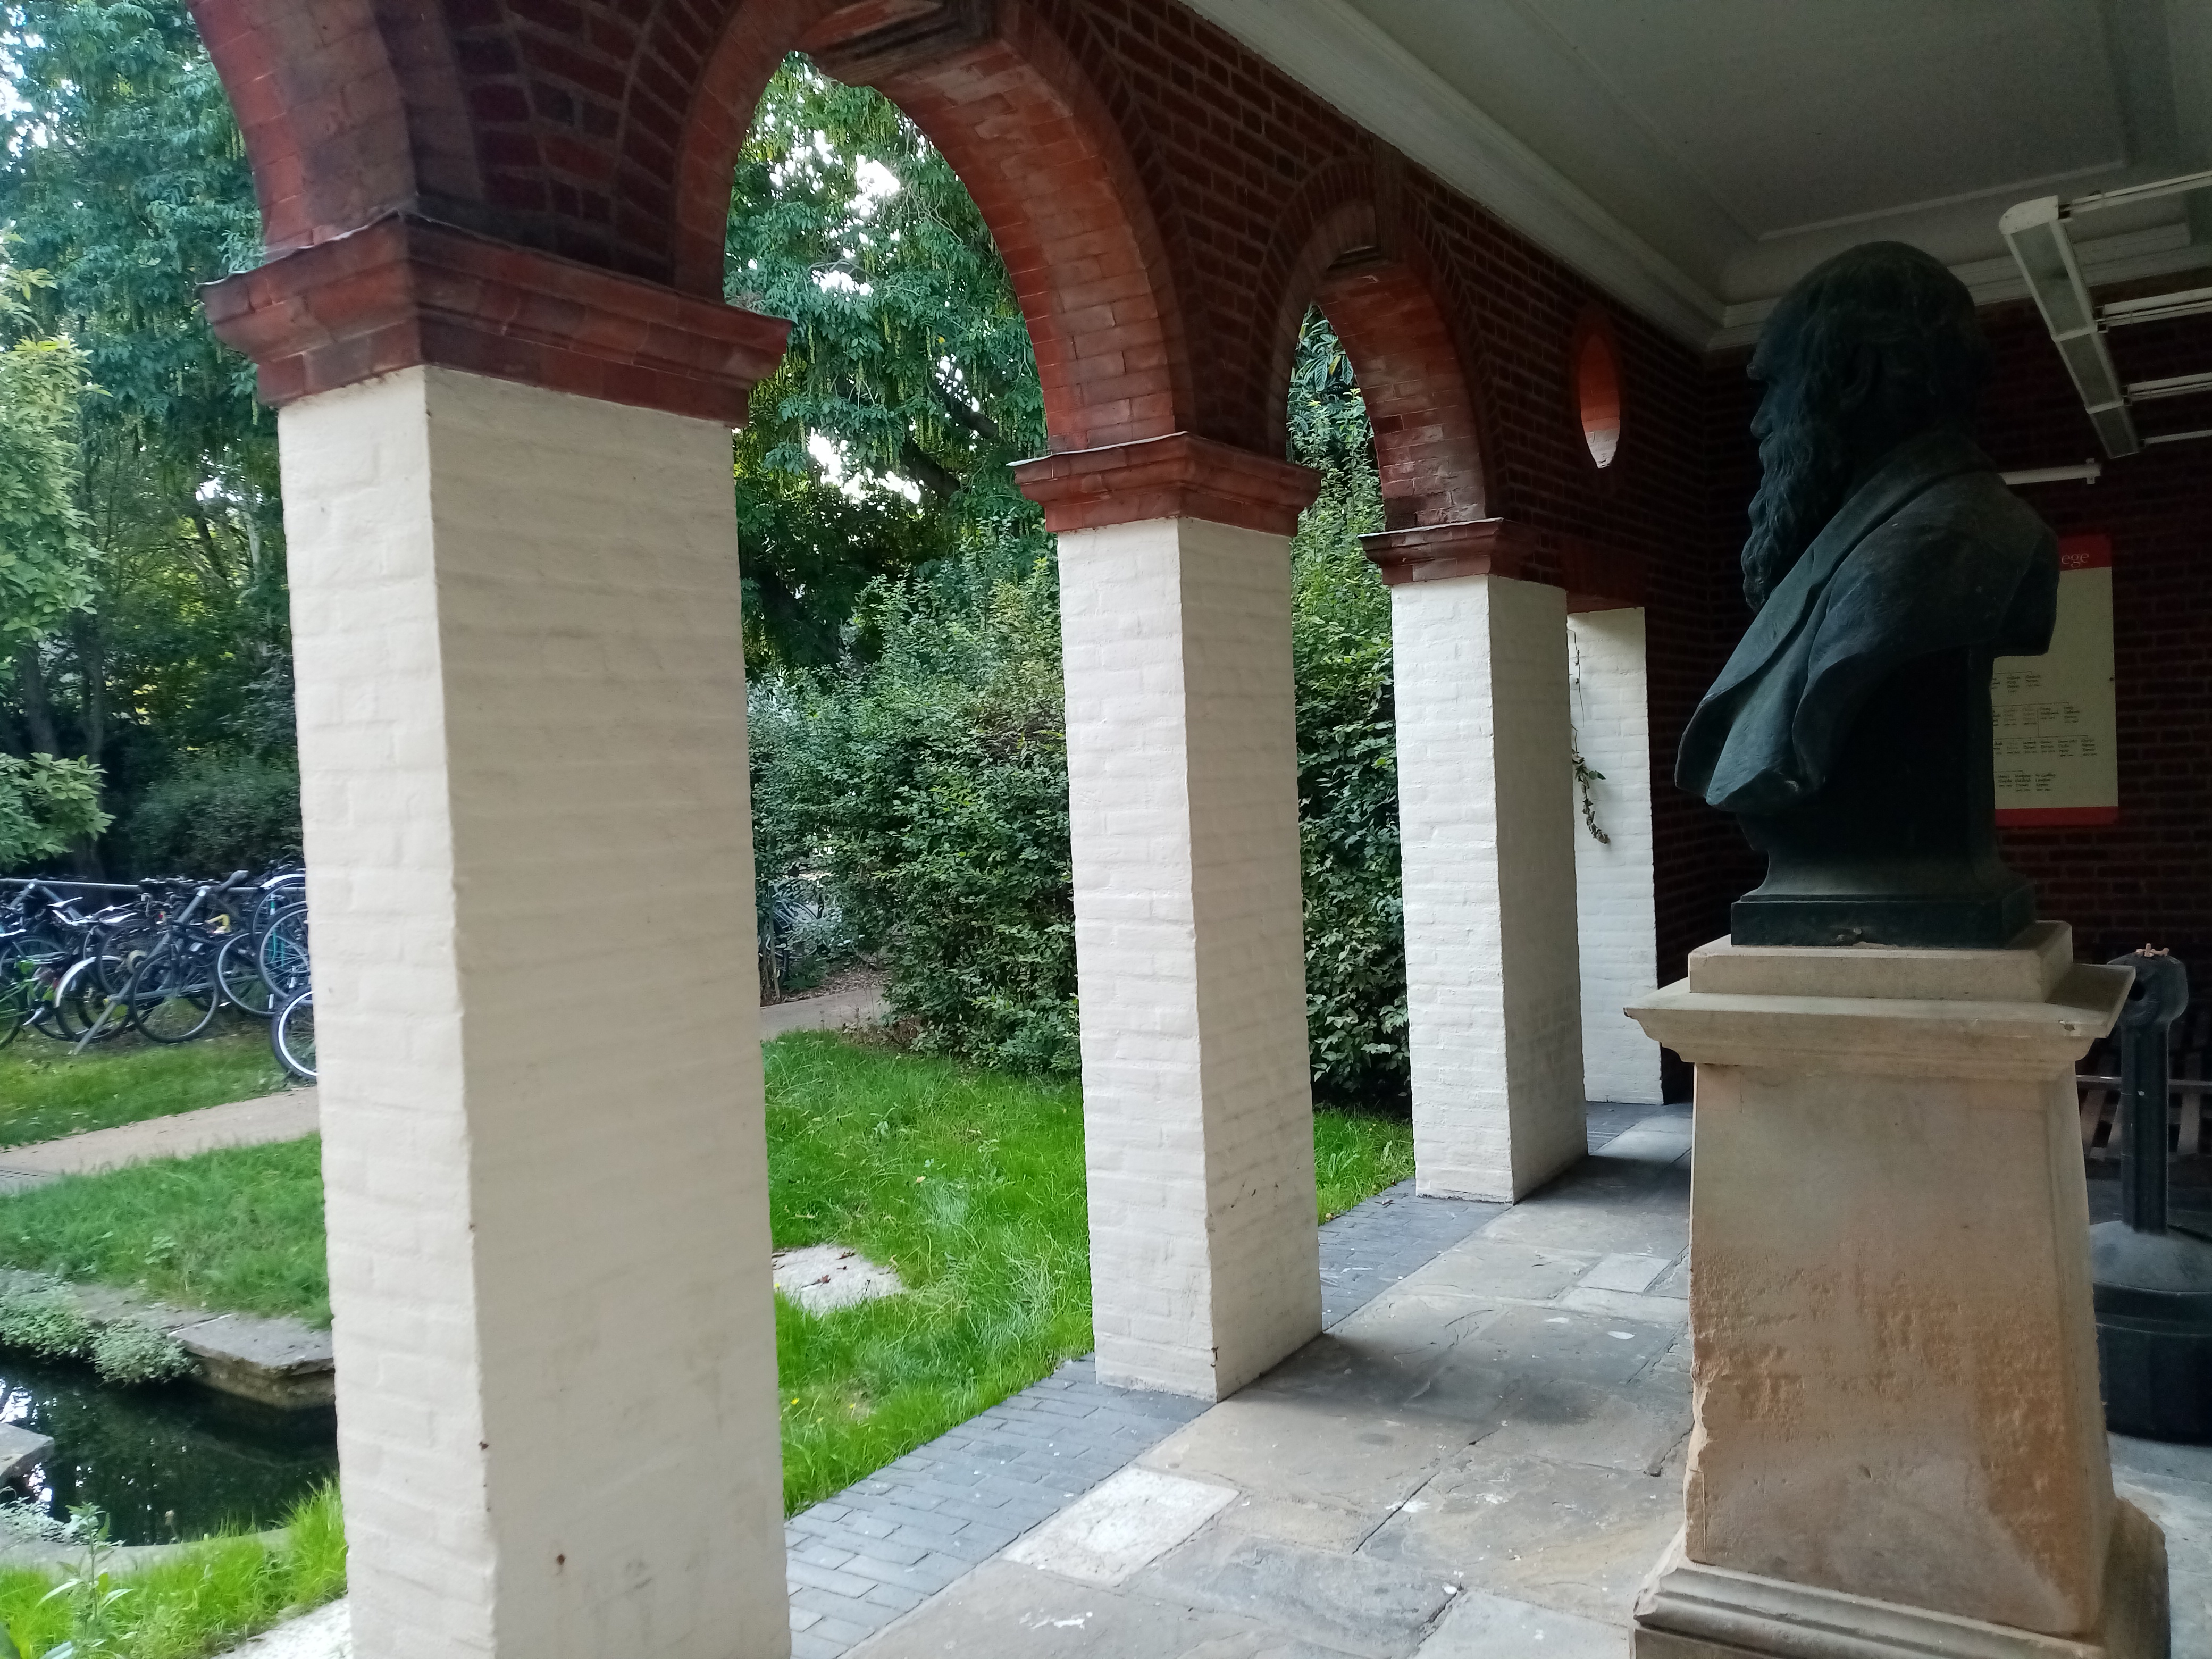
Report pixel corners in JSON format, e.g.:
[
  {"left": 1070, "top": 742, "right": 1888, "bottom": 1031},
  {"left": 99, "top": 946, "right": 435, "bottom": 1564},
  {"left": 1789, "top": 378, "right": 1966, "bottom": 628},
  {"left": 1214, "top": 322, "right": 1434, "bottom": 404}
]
[
  {"left": 727, "top": 58, "right": 1050, "bottom": 668},
  {"left": 0, "top": 0, "right": 289, "bottom": 872},
  {"left": 0, "top": 275, "right": 96, "bottom": 663}
]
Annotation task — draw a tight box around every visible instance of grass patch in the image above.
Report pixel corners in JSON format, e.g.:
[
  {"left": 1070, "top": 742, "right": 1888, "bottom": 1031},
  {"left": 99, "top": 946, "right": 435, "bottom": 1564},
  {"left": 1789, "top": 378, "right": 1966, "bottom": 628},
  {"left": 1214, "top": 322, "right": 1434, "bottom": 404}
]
[
  {"left": 0, "top": 1034, "right": 1417, "bottom": 1513},
  {"left": 766, "top": 1033, "right": 1414, "bottom": 1509},
  {"left": 1314, "top": 1106, "right": 1414, "bottom": 1221},
  {"left": 0, "top": 1025, "right": 289, "bottom": 1150},
  {"left": 0, "top": 1139, "right": 329, "bottom": 1328},
  {"left": 0, "top": 1482, "right": 343, "bottom": 1658},
  {"left": 766, "top": 1033, "right": 1091, "bottom": 1511}
]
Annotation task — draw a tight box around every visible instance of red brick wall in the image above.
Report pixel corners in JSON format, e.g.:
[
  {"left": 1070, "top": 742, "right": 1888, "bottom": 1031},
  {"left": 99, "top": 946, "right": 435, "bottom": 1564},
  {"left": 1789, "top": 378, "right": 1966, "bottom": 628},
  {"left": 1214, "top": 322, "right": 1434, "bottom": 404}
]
[
  {"left": 1982, "top": 300, "right": 2212, "bottom": 968},
  {"left": 1699, "top": 298, "right": 2212, "bottom": 976}
]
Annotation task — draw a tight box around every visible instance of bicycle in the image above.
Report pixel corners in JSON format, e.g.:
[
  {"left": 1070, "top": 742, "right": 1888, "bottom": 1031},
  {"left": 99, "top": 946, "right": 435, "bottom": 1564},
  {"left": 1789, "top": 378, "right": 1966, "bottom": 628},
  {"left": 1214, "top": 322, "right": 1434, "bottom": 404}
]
[
  {"left": 271, "top": 987, "right": 315, "bottom": 1081},
  {"left": 78, "top": 872, "right": 250, "bottom": 1049},
  {"left": 216, "top": 868, "right": 306, "bottom": 1017}
]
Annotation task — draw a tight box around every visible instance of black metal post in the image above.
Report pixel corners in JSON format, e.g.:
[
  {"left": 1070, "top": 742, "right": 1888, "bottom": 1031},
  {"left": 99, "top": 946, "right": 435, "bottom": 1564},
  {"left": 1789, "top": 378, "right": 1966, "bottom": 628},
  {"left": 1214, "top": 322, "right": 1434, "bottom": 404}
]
[{"left": 2113, "top": 950, "right": 2188, "bottom": 1235}]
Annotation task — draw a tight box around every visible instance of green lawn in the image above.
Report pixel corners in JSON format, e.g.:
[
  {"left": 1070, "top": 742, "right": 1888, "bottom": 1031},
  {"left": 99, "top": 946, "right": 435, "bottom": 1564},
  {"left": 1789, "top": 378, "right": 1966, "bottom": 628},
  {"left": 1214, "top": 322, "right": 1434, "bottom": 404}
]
[
  {"left": 0, "top": 1138, "right": 329, "bottom": 1327},
  {"left": 0, "top": 1484, "right": 343, "bottom": 1658},
  {"left": 0, "top": 1023, "right": 290, "bottom": 1150},
  {"left": 0, "top": 1032, "right": 1415, "bottom": 1513}
]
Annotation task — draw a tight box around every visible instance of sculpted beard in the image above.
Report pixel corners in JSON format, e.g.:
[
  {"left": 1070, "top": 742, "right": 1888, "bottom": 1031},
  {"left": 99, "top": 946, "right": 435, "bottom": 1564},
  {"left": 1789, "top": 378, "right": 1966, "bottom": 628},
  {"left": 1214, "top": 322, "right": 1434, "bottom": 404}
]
[{"left": 1740, "top": 398, "right": 1854, "bottom": 614}]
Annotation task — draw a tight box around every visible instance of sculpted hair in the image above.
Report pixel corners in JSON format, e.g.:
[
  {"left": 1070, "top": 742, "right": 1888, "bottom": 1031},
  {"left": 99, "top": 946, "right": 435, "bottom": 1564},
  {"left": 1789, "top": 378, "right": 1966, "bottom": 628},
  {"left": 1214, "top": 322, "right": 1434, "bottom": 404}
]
[
  {"left": 1788, "top": 242, "right": 1990, "bottom": 439},
  {"left": 1740, "top": 243, "right": 1991, "bottom": 610}
]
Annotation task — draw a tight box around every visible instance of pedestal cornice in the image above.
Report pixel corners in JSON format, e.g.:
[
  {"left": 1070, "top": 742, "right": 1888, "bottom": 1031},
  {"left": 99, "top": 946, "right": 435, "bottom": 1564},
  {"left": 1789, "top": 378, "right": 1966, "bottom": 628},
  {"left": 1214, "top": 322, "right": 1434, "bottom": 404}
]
[
  {"left": 203, "top": 214, "right": 793, "bottom": 423},
  {"left": 1627, "top": 925, "right": 2129, "bottom": 1081},
  {"left": 1010, "top": 434, "right": 1319, "bottom": 535}
]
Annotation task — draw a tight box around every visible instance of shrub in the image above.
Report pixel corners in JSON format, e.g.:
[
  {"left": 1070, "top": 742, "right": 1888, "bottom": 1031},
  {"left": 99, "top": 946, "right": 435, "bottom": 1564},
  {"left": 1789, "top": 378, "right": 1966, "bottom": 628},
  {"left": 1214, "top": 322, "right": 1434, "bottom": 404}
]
[
  {"left": 751, "top": 311, "right": 1412, "bottom": 1100},
  {"left": 0, "top": 1286, "right": 91, "bottom": 1361},
  {"left": 0, "top": 755, "right": 110, "bottom": 874},
  {"left": 754, "top": 559, "right": 1078, "bottom": 1074},
  {"left": 123, "top": 748, "right": 300, "bottom": 875},
  {"left": 87, "top": 1320, "right": 192, "bottom": 1386},
  {"left": 1291, "top": 477, "right": 1408, "bottom": 1108}
]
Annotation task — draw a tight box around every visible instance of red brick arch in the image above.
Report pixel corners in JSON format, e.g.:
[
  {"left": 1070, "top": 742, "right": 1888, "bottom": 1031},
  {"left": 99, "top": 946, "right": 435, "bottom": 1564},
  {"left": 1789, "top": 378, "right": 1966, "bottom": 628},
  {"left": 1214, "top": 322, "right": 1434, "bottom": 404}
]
[
  {"left": 187, "top": 0, "right": 420, "bottom": 259},
  {"left": 1263, "top": 172, "right": 1492, "bottom": 531},
  {"left": 672, "top": 0, "right": 1192, "bottom": 451},
  {"left": 190, "top": 0, "right": 1191, "bottom": 454}
]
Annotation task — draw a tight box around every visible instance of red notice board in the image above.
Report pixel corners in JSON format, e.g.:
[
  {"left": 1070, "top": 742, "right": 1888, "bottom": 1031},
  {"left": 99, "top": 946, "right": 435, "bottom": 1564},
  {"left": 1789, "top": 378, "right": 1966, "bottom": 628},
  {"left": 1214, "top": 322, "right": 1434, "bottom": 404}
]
[{"left": 1992, "top": 534, "right": 2118, "bottom": 827}]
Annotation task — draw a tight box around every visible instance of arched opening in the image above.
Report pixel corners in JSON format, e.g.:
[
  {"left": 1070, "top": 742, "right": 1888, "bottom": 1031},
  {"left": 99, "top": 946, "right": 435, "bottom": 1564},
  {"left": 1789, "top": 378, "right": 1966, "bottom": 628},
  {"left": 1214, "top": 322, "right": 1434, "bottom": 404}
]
[
  {"left": 677, "top": 0, "right": 1192, "bottom": 456},
  {"left": 1282, "top": 306, "right": 1410, "bottom": 1111},
  {"left": 1312, "top": 258, "right": 1488, "bottom": 530}
]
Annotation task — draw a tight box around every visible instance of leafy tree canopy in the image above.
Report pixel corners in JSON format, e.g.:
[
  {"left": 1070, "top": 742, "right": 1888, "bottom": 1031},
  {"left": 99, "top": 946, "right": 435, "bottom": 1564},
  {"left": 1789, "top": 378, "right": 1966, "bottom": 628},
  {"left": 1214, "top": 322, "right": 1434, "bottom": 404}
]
[
  {"left": 727, "top": 58, "right": 1050, "bottom": 669},
  {"left": 0, "top": 0, "right": 287, "bottom": 873},
  {"left": 0, "top": 270, "right": 95, "bottom": 654}
]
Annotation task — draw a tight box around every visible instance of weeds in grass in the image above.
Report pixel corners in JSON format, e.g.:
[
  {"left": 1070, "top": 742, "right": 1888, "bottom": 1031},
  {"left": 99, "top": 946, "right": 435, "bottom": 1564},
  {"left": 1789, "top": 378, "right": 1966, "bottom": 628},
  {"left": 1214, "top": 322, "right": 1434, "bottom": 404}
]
[
  {"left": 0, "top": 1287, "right": 192, "bottom": 1388},
  {"left": 1313, "top": 1107, "right": 1417, "bottom": 1220},
  {"left": 0, "top": 1485, "right": 344, "bottom": 1659}
]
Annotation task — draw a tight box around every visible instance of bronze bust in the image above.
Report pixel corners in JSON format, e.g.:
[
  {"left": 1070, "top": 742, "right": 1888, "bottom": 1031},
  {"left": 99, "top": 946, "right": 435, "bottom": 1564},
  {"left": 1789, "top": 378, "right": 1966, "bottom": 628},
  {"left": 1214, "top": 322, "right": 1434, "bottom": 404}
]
[{"left": 1677, "top": 242, "right": 2059, "bottom": 949}]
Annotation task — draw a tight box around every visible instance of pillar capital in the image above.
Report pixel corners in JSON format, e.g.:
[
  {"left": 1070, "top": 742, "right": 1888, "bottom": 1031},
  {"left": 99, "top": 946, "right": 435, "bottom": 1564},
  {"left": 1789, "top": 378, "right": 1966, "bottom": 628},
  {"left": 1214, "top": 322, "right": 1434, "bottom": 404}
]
[
  {"left": 1011, "top": 433, "right": 1318, "bottom": 535},
  {"left": 1361, "top": 517, "right": 1543, "bottom": 585},
  {"left": 204, "top": 214, "right": 792, "bottom": 423}
]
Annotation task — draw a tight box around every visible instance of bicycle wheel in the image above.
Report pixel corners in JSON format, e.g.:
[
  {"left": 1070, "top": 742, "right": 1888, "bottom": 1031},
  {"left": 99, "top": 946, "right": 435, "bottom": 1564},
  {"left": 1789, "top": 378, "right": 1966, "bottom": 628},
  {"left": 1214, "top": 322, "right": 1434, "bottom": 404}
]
[
  {"left": 258, "top": 903, "right": 311, "bottom": 998},
  {"left": 0, "top": 943, "right": 35, "bottom": 1050},
  {"left": 217, "top": 928, "right": 275, "bottom": 1016},
  {"left": 51, "top": 954, "right": 127, "bottom": 1044},
  {"left": 18, "top": 948, "right": 75, "bottom": 1043},
  {"left": 272, "top": 988, "right": 316, "bottom": 1081},
  {"left": 129, "top": 939, "right": 223, "bottom": 1044}
]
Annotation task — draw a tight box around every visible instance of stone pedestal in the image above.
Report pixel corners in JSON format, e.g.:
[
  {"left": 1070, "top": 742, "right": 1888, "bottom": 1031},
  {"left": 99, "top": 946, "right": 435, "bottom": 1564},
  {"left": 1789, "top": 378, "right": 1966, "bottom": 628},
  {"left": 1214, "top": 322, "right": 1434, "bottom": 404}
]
[{"left": 1626, "top": 924, "right": 2167, "bottom": 1658}]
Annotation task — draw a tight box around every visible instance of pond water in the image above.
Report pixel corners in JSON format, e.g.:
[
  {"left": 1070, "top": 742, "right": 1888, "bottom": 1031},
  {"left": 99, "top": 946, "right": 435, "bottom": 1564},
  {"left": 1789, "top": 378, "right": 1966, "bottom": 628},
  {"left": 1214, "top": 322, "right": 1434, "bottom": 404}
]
[{"left": 0, "top": 1355, "right": 337, "bottom": 1545}]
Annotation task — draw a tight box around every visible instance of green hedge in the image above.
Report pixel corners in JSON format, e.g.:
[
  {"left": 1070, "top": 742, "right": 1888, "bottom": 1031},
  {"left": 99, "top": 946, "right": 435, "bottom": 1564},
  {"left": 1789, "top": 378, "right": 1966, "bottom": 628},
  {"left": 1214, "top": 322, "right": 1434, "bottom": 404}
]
[
  {"left": 751, "top": 482, "right": 1409, "bottom": 1104},
  {"left": 122, "top": 748, "right": 300, "bottom": 875},
  {"left": 751, "top": 562, "right": 1079, "bottom": 1075},
  {"left": 753, "top": 309, "right": 1409, "bottom": 1100}
]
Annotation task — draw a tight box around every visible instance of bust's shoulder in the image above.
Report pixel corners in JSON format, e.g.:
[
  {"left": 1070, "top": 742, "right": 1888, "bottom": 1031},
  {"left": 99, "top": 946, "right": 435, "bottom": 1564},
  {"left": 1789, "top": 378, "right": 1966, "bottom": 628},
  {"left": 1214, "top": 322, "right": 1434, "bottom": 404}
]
[{"left": 1878, "top": 467, "right": 2051, "bottom": 559}]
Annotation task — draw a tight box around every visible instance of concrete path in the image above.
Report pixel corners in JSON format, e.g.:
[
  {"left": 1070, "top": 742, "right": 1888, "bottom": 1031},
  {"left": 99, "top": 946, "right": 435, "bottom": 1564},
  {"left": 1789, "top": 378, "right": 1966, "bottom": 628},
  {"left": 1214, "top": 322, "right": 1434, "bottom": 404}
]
[
  {"left": 218, "top": 1601, "right": 349, "bottom": 1658},
  {"left": 761, "top": 977, "right": 888, "bottom": 1038},
  {"left": 0, "top": 979, "right": 888, "bottom": 1197},
  {"left": 0, "top": 1088, "right": 320, "bottom": 1189}
]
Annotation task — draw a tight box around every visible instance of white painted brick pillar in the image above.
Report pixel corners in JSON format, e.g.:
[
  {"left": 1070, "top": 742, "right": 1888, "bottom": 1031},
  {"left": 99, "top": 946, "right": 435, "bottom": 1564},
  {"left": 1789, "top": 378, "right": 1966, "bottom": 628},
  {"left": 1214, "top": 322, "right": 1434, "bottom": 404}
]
[
  {"left": 276, "top": 366, "right": 788, "bottom": 1657},
  {"left": 1368, "top": 523, "right": 1586, "bottom": 1202},
  {"left": 1567, "top": 606, "right": 1664, "bottom": 1105},
  {"left": 1018, "top": 437, "right": 1323, "bottom": 1401}
]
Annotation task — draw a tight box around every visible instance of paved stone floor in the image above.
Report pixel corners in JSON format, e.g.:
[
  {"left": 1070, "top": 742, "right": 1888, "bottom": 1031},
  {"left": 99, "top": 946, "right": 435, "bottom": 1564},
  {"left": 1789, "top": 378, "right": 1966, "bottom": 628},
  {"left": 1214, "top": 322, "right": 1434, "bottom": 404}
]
[
  {"left": 812, "top": 1105, "right": 2212, "bottom": 1659},
  {"left": 234, "top": 1102, "right": 2212, "bottom": 1656}
]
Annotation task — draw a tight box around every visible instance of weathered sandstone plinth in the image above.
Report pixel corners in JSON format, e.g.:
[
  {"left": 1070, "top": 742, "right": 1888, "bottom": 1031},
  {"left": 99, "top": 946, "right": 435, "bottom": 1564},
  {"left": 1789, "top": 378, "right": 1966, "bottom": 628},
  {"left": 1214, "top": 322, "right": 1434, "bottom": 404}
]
[{"left": 1626, "top": 923, "right": 2168, "bottom": 1659}]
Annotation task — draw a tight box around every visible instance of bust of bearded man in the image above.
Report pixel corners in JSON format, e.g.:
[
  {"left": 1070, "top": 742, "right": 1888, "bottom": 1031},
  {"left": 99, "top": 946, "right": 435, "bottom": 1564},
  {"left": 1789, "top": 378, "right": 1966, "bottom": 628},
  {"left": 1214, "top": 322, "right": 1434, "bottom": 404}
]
[{"left": 1676, "top": 241, "right": 2059, "bottom": 949}]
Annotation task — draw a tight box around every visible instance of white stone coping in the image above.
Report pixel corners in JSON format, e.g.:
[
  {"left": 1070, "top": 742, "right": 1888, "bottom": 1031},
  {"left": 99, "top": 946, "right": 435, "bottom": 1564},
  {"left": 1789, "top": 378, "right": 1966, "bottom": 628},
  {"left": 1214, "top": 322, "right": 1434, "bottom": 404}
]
[
  {"left": 1629, "top": 962, "right": 2130, "bottom": 1080},
  {"left": 1687, "top": 920, "right": 2075, "bottom": 1004}
]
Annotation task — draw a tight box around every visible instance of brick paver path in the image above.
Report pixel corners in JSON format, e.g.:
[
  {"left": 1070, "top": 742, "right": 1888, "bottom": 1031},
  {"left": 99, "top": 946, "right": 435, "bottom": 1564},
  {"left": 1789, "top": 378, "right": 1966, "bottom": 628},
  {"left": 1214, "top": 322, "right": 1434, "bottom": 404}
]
[{"left": 780, "top": 1141, "right": 1525, "bottom": 1658}]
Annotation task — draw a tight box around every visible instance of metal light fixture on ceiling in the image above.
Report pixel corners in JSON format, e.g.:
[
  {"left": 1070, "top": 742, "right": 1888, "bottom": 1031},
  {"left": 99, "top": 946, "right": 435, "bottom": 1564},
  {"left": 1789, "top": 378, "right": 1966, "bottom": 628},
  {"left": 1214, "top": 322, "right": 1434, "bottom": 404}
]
[{"left": 2002, "top": 169, "right": 2212, "bottom": 460}]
